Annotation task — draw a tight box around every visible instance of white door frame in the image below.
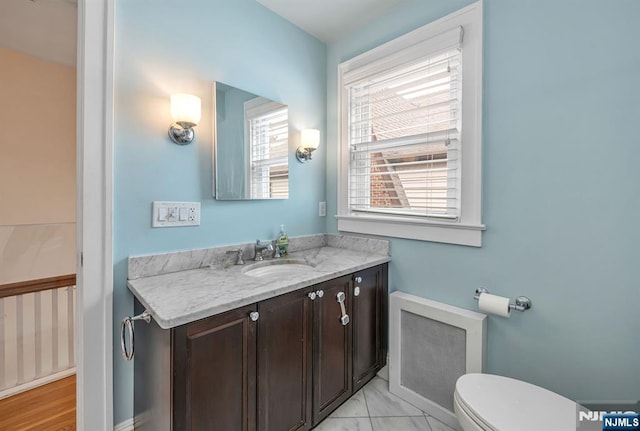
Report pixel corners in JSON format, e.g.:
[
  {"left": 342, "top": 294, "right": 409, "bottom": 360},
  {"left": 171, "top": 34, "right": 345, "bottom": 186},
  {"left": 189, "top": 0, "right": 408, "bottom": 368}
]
[{"left": 76, "top": 0, "right": 115, "bottom": 430}]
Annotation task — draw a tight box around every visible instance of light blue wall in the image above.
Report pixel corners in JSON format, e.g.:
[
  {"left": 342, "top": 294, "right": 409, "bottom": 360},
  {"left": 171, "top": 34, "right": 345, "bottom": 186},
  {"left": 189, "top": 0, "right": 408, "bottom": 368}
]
[
  {"left": 114, "top": 0, "right": 326, "bottom": 423},
  {"left": 327, "top": 0, "right": 640, "bottom": 403}
]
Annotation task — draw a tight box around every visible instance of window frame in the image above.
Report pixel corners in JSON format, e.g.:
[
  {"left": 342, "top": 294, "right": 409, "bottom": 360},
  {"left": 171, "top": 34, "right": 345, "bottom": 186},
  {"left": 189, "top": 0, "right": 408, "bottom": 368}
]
[{"left": 337, "top": 1, "right": 484, "bottom": 247}]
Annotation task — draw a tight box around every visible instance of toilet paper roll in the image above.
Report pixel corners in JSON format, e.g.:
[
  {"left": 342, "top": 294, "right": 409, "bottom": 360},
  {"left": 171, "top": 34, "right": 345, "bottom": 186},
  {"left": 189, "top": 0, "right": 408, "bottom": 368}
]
[{"left": 478, "top": 293, "right": 511, "bottom": 318}]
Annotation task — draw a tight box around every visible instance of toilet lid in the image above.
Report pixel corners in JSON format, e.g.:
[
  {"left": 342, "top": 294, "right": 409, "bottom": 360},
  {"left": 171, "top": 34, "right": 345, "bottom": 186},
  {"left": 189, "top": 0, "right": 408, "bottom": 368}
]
[{"left": 455, "top": 374, "right": 578, "bottom": 431}]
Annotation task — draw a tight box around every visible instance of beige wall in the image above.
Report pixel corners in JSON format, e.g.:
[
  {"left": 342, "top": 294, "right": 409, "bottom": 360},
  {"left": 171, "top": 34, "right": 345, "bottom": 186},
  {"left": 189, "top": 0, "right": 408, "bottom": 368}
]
[
  {"left": 0, "top": 46, "right": 76, "bottom": 283},
  {"left": 0, "top": 46, "right": 76, "bottom": 226}
]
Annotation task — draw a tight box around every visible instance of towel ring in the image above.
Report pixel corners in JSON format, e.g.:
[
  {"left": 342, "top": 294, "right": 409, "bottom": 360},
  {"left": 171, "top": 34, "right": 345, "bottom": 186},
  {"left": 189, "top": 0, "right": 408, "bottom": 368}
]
[{"left": 120, "top": 311, "right": 151, "bottom": 361}]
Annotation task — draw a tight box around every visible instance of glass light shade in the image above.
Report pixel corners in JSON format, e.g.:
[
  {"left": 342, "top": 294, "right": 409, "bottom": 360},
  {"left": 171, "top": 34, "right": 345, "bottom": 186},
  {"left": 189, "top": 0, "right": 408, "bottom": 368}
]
[
  {"left": 301, "top": 129, "right": 320, "bottom": 150},
  {"left": 170, "top": 94, "right": 201, "bottom": 125}
]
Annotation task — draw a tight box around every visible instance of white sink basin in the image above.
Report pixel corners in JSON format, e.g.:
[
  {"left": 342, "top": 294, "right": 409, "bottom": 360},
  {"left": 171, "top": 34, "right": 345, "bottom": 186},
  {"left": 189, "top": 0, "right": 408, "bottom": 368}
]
[{"left": 242, "top": 259, "right": 315, "bottom": 278}]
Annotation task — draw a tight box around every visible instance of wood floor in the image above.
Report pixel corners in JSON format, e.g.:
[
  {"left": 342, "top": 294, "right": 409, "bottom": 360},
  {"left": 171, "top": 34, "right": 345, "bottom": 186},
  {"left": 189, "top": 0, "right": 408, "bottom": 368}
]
[{"left": 0, "top": 375, "right": 76, "bottom": 431}]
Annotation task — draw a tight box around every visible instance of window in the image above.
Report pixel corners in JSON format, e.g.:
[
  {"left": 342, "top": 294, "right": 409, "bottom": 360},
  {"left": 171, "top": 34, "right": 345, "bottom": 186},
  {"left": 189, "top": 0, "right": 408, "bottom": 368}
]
[
  {"left": 337, "top": 2, "right": 484, "bottom": 246},
  {"left": 349, "top": 43, "right": 461, "bottom": 219},
  {"left": 245, "top": 98, "right": 289, "bottom": 199}
]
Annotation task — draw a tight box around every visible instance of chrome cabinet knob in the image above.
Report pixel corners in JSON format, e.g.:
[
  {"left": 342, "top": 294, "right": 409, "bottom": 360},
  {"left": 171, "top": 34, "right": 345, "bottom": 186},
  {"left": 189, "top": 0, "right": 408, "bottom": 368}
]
[
  {"left": 354, "top": 286, "right": 361, "bottom": 297},
  {"left": 249, "top": 311, "right": 260, "bottom": 321},
  {"left": 355, "top": 276, "right": 362, "bottom": 284},
  {"left": 308, "top": 292, "right": 317, "bottom": 300},
  {"left": 316, "top": 290, "right": 324, "bottom": 298}
]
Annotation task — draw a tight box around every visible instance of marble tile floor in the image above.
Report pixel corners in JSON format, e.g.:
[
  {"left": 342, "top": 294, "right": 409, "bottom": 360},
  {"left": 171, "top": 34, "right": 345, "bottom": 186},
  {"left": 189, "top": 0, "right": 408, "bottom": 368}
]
[{"left": 312, "top": 376, "right": 457, "bottom": 431}]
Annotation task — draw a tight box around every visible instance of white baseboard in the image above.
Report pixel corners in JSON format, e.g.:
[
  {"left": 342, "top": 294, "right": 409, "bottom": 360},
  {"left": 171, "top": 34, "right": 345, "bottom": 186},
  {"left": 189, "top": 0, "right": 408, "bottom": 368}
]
[
  {"left": 0, "top": 367, "right": 76, "bottom": 400},
  {"left": 114, "top": 418, "right": 134, "bottom": 431}
]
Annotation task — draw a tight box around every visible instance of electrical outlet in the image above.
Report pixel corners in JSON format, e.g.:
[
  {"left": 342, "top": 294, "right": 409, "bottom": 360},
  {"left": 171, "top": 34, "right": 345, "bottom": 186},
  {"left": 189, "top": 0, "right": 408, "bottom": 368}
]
[
  {"left": 319, "top": 201, "right": 326, "bottom": 217},
  {"left": 152, "top": 202, "right": 201, "bottom": 227}
]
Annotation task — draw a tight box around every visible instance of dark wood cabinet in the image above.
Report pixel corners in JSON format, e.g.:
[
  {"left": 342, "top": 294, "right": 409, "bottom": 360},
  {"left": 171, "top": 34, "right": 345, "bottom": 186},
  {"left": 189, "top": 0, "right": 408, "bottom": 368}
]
[
  {"left": 312, "top": 276, "right": 353, "bottom": 425},
  {"left": 173, "top": 304, "right": 257, "bottom": 431},
  {"left": 352, "top": 264, "right": 388, "bottom": 392},
  {"left": 134, "top": 263, "right": 387, "bottom": 431},
  {"left": 257, "top": 288, "right": 313, "bottom": 431}
]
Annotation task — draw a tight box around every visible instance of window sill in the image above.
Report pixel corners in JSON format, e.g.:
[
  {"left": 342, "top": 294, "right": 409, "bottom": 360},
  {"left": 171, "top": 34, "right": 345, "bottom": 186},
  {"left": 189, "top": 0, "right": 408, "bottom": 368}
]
[{"left": 336, "top": 214, "right": 485, "bottom": 247}]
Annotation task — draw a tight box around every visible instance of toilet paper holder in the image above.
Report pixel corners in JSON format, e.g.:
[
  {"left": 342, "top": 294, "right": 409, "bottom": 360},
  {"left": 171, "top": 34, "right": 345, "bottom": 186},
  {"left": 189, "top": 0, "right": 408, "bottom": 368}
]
[{"left": 474, "top": 288, "right": 532, "bottom": 312}]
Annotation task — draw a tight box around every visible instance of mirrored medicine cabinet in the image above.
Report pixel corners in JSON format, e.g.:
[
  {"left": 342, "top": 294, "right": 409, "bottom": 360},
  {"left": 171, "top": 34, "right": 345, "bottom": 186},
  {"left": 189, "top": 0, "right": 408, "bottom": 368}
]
[{"left": 212, "top": 81, "right": 289, "bottom": 200}]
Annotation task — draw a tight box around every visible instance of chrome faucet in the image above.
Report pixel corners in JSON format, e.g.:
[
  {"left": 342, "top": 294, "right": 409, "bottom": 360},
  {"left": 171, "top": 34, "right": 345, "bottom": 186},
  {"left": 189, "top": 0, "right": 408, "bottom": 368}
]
[
  {"left": 254, "top": 239, "right": 274, "bottom": 261},
  {"left": 272, "top": 240, "right": 281, "bottom": 258}
]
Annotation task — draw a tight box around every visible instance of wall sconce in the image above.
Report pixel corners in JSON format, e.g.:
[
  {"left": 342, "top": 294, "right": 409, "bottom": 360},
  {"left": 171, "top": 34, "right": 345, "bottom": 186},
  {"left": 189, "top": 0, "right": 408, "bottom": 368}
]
[
  {"left": 168, "top": 94, "right": 201, "bottom": 145},
  {"left": 296, "top": 129, "right": 320, "bottom": 163}
]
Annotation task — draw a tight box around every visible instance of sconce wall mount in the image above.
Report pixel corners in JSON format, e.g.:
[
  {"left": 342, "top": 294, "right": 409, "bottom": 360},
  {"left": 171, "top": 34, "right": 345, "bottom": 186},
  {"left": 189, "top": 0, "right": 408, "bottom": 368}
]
[
  {"left": 168, "top": 121, "right": 196, "bottom": 145},
  {"left": 168, "top": 94, "right": 201, "bottom": 145}
]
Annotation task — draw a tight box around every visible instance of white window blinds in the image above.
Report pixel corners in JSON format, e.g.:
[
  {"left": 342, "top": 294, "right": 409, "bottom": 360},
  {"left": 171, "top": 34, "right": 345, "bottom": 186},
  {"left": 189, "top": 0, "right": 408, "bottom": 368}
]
[
  {"left": 245, "top": 98, "right": 289, "bottom": 199},
  {"left": 347, "top": 27, "right": 463, "bottom": 219}
]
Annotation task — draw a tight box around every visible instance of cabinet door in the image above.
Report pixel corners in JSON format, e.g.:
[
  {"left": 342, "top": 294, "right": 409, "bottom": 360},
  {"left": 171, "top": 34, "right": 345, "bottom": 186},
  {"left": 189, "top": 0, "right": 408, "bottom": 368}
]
[
  {"left": 312, "top": 275, "right": 353, "bottom": 425},
  {"left": 352, "top": 264, "right": 388, "bottom": 392},
  {"left": 258, "top": 288, "right": 313, "bottom": 431},
  {"left": 173, "top": 305, "right": 257, "bottom": 431}
]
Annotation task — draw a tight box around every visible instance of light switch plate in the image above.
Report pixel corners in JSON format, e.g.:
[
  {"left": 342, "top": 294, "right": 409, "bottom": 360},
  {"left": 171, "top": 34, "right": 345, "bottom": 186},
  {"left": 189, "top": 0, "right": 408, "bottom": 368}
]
[
  {"left": 152, "top": 202, "right": 200, "bottom": 227},
  {"left": 319, "top": 201, "right": 326, "bottom": 217}
]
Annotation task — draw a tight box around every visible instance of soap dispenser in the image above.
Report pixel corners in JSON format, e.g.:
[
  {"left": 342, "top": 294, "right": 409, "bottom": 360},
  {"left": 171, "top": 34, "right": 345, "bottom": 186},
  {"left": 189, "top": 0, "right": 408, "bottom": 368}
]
[{"left": 276, "top": 225, "right": 289, "bottom": 256}]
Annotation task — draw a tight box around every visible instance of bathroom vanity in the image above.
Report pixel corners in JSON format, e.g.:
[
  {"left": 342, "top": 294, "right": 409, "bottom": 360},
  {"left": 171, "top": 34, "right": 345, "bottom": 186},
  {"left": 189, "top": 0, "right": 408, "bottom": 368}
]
[{"left": 126, "top": 235, "right": 389, "bottom": 431}]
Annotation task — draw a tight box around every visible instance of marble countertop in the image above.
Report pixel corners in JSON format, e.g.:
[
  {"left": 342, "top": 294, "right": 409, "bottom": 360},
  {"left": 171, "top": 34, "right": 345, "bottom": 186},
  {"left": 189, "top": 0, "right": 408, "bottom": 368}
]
[{"left": 127, "top": 235, "right": 390, "bottom": 329}]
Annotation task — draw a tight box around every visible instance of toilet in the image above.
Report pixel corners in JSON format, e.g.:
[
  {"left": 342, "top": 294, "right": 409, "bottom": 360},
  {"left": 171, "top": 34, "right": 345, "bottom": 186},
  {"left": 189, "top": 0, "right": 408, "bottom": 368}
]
[{"left": 454, "top": 373, "right": 579, "bottom": 431}]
